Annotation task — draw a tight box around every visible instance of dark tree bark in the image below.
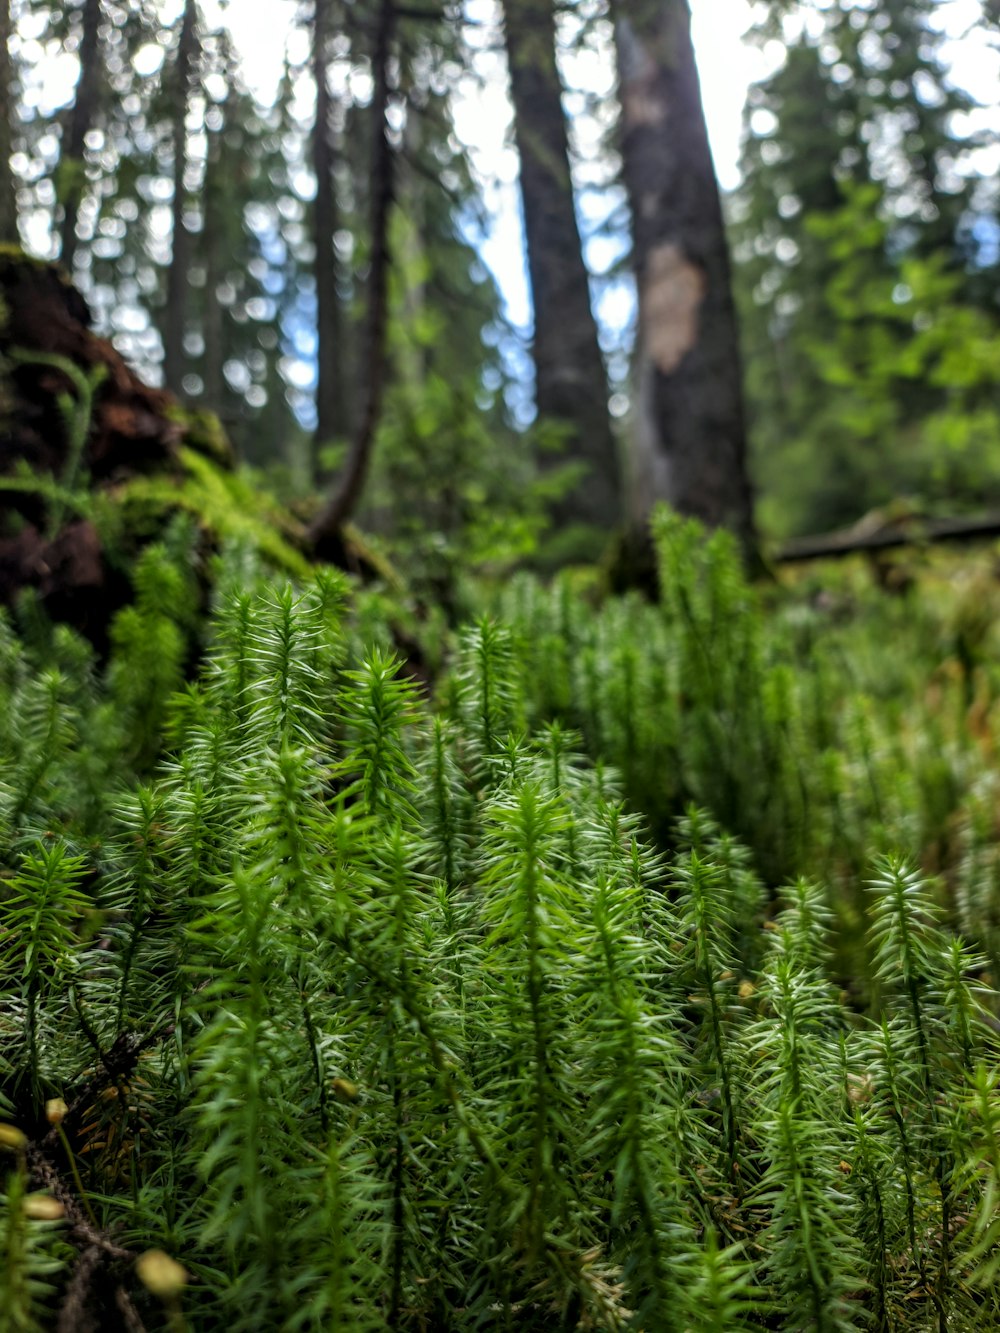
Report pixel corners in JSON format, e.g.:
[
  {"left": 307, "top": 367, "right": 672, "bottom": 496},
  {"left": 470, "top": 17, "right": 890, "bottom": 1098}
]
[
  {"left": 0, "top": 0, "right": 17, "bottom": 243},
  {"left": 201, "top": 119, "right": 225, "bottom": 415},
  {"left": 163, "top": 0, "right": 198, "bottom": 395},
  {"left": 312, "top": 0, "right": 351, "bottom": 479},
  {"left": 307, "top": 0, "right": 394, "bottom": 549},
  {"left": 613, "top": 0, "right": 756, "bottom": 559},
  {"left": 502, "top": 0, "right": 620, "bottom": 541},
  {"left": 59, "top": 0, "right": 103, "bottom": 271}
]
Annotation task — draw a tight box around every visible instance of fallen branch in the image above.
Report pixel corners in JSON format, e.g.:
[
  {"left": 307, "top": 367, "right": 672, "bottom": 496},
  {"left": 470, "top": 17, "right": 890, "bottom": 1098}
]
[{"left": 774, "top": 511, "right": 1000, "bottom": 563}]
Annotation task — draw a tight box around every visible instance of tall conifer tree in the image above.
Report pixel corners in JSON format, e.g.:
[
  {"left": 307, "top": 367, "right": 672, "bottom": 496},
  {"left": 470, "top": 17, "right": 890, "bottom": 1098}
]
[
  {"left": 312, "top": 0, "right": 352, "bottom": 478},
  {"left": 163, "top": 0, "right": 199, "bottom": 394},
  {"left": 0, "top": 0, "right": 16, "bottom": 243},
  {"left": 613, "top": 0, "right": 756, "bottom": 559},
  {"left": 503, "top": 0, "right": 620, "bottom": 548}
]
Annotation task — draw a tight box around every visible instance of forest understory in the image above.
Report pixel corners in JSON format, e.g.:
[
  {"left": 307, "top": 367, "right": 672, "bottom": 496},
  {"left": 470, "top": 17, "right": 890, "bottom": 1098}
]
[
  {"left": 4, "top": 486, "right": 1000, "bottom": 1330},
  {"left": 2, "top": 0, "right": 1000, "bottom": 1328}
]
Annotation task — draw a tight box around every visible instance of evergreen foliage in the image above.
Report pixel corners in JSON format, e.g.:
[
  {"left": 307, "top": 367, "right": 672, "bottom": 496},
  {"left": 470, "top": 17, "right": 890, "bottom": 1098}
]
[
  {"left": 497, "top": 514, "right": 1000, "bottom": 941},
  {"left": 734, "top": 0, "right": 1000, "bottom": 536},
  {"left": 1, "top": 519, "right": 1000, "bottom": 1329}
]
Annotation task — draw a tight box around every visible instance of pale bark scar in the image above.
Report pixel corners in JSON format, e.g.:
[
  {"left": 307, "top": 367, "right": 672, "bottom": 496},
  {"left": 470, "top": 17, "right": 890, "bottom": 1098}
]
[{"left": 642, "top": 243, "right": 706, "bottom": 374}]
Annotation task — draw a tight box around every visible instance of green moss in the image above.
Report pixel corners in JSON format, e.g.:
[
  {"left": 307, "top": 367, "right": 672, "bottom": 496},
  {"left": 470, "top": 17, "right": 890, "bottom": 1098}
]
[
  {"left": 165, "top": 403, "right": 234, "bottom": 466},
  {"left": 117, "top": 447, "right": 313, "bottom": 578}
]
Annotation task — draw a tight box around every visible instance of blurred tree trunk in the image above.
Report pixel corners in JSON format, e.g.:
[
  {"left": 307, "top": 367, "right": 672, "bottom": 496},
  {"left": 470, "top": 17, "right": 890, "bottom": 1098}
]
[
  {"left": 503, "top": 0, "right": 620, "bottom": 544},
  {"left": 0, "top": 0, "right": 16, "bottom": 243},
  {"left": 163, "top": 0, "right": 198, "bottom": 395},
  {"left": 201, "top": 144, "right": 225, "bottom": 414},
  {"left": 613, "top": 0, "right": 756, "bottom": 560},
  {"left": 308, "top": 0, "right": 394, "bottom": 548},
  {"left": 59, "top": 0, "right": 103, "bottom": 271},
  {"left": 312, "top": 0, "right": 351, "bottom": 480}
]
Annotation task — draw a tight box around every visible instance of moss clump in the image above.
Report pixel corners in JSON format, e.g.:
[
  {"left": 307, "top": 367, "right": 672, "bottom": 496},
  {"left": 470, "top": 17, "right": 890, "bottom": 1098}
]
[{"left": 165, "top": 403, "right": 234, "bottom": 466}]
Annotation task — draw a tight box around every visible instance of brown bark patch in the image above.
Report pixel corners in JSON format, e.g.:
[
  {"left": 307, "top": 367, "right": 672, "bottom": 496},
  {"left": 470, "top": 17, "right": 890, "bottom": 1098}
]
[
  {"left": 642, "top": 243, "right": 706, "bottom": 374},
  {"left": 621, "top": 79, "right": 667, "bottom": 129}
]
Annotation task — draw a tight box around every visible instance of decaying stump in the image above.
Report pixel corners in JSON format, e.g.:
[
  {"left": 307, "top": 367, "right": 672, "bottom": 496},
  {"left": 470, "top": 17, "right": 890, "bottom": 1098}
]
[
  {"left": 0, "top": 249, "right": 226, "bottom": 644},
  {"left": 0, "top": 251, "right": 189, "bottom": 484},
  {"left": 0, "top": 250, "right": 404, "bottom": 653}
]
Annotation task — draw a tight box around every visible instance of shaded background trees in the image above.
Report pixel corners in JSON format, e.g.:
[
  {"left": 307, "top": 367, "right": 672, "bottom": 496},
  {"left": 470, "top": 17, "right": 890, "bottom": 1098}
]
[
  {"left": 734, "top": 0, "right": 1000, "bottom": 537},
  {"left": 0, "top": 0, "right": 997, "bottom": 576}
]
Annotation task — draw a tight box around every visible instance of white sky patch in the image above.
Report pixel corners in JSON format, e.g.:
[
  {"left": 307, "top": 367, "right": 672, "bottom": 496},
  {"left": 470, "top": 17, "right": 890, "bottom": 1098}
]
[
  {"left": 132, "top": 43, "right": 166, "bottom": 78},
  {"left": 208, "top": 0, "right": 300, "bottom": 93},
  {"left": 689, "top": 0, "right": 758, "bottom": 191}
]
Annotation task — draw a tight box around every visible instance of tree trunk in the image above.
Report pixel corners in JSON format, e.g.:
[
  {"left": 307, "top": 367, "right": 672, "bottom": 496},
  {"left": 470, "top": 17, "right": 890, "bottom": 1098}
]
[
  {"left": 613, "top": 0, "right": 756, "bottom": 558},
  {"left": 312, "top": 0, "right": 351, "bottom": 480},
  {"left": 163, "top": 0, "right": 198, "bottom": 395},
  {"left": 0, "top": 0, "right": 16, "bottom": 243},
  {"left": 59, "top": 0, "right": 103, "bottom": 271},
  {"left": 307, "top": 0, "right": 394, "bottom": 549},
  {"left": 200, "top": 91, "right": 226, "bottom": 414},
  {"left": 503, "top": 0, "right": 620, "bottom": 543}
]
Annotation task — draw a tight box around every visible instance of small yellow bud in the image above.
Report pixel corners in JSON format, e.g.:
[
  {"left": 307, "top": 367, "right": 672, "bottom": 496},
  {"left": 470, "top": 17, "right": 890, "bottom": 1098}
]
[
  {"left": 738, "top": 981, "right": 755, "bottom": 1000},
  {"left": 45, "top": 1099, "right": 69, "bottom": 1126},
  {"left": 847, "top": 1073, "right": 874, "bottom": 1105},
  {"left": 23, "top": 1194, "right": 65, "bottom": 1221},
  {"left": 331, "top": 1077, "right": 359, "bottom": 1104},
  {"left": 136, "top": 1249, "right": 189, "bottom": 1299},
  {"left": 0, "top": 1124, "right": 27, "bottom": 1151}
]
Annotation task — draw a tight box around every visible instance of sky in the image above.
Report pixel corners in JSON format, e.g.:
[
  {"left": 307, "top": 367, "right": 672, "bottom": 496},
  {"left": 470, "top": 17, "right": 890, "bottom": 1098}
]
[
  {"left": 215, "top": 0, "right": 999, "bottom": 181},
  {"left": 28, "top": 2, "right": 1000, "bottom": 273}
]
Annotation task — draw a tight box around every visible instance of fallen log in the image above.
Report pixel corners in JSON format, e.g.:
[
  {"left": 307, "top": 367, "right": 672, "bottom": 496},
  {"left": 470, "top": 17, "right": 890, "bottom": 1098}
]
[{"left": 775, "top": 512, "right": 1000, "bottom": 563}]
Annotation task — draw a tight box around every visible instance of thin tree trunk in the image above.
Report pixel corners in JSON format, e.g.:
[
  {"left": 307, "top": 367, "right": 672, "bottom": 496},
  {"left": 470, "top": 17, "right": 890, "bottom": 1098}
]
[
  {"left": 613, "top": 0, "right": 756, "bottom": 559},
  {"left": 0, "top": 0, "right": 16, "bottom": 243},
  {"left": 163, "top": 0, "right": 198, "bottom": 395},
  {"left": 60, "top": 0, "right": 102, "bottom": 270},
  {"left": 201, "top": 99, "right": 225, "bottom": 413},
  {"left": 307, "top": 0, "right": 394, "bottom": 548},
  {"left": 312, "top": 0, "right": 350, "bottom": 480},
  {"left": 503, "top": 0, "right": 620, "bottom": 541}
]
